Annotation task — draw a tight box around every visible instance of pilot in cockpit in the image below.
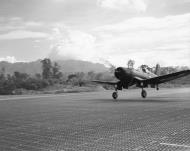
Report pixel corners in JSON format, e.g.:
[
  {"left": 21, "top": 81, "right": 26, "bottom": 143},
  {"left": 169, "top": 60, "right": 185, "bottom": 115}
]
[{"left": 142, "top": 68, "right": 146, "bottom": 73}]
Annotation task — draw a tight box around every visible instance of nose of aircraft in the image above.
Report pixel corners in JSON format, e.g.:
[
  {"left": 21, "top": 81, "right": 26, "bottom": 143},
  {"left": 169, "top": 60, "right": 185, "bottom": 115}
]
[
  {"left": 114, "top": 67, "right": 122, "bottom": 79},
  {"left": 114, "top": 67, "right": 132, "bottom": 80},
  {"left": 114, "top": 68, "right": 119, "bottom": 73},
  {"left": 114, "top": 67, "right": 121, "bottom": 73}
]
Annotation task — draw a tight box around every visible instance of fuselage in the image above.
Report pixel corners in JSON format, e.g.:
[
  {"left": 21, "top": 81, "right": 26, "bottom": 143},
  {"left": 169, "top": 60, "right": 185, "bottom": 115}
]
[{"left": 114, "top": 67, "right": 157, "bottom": 88}]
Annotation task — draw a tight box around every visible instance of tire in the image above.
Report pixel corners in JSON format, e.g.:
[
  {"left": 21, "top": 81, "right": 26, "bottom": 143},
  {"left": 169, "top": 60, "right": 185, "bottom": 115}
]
[
  {"left": 112, "top": 92, "right": 118, "bottom": 100},
  {"left": 141, "top": 90, "right": 147, "bottom": 98}
]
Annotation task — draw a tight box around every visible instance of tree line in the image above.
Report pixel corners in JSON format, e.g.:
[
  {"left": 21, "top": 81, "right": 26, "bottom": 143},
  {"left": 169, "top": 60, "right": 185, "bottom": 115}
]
[
  {"left": 0, "top": 58, "right": 189, "bottom": 94},
  {"left": 0, "top": 58, "right": 115, "bottom": 94}
]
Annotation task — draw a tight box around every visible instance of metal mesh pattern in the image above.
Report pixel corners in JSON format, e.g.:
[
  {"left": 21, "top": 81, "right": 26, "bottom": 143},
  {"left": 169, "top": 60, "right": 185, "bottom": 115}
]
[{"left": 0, "top": 89, "right": 190, "bottom": 151}]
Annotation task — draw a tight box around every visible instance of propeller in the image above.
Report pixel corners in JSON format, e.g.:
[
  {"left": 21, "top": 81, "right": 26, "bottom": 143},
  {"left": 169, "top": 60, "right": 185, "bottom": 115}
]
[{"left": 100, "top": 59, "right": 117, "bottom": 74}]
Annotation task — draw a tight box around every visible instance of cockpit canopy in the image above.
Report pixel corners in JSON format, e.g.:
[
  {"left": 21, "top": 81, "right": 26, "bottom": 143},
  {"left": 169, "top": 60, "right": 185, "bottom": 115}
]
[{"left": 138, "top": 66, "right": 152, "bottom": 74}]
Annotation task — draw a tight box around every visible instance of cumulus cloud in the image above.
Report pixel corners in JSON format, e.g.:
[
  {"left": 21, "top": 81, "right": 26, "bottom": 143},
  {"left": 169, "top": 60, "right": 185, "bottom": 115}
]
[
  {"left": 0, "top": 30, "right": 49, "bottom": 40},
  {"left": 97, "top": 0, "right": 147, "bottom": 12},
  {"left": 0, "top": 56, "right": 17, "bottom": 63},
  {"left": 95, "top": 14, "right": 190, "bottom": 51},
  {"left": 93, "top": 13, "right": 190, "bottom": 66},
  {"left": 49, "top": 24, "right": 100, "bottom": 61},
  {"left": 49, "top": 13, "right": 190, "bottom": 67}
]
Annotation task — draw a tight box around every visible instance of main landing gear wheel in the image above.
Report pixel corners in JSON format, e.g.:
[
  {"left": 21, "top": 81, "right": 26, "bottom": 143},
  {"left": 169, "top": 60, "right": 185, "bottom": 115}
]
[
  {"left": 112, "top": 92, "right": 118, "bottom": 100},
  {"left": 141, "top": 89, "right": 147, "bottom": 98}
]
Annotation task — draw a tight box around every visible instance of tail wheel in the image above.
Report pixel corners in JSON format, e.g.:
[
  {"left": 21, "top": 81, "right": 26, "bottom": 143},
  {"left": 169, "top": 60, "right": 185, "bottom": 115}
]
[
  {"left": 141, "top": 89, "right": 147, "bottom": 98},
  {"left": 112, "top": 92, "right": 118, "bottom": 100}
]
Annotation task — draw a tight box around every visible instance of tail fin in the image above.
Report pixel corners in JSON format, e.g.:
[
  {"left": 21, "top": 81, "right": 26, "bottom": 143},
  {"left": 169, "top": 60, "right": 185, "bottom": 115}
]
[{"left": 154, "top": 64, "right": 161, "bottom": 76}]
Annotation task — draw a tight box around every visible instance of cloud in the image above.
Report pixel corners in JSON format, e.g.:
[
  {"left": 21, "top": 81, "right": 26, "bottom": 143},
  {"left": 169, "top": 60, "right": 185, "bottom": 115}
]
[
  {"left": 0, "top": 56, "right": 17, "bottom": 63},
  {"left": 49, "top": 13, "right": 190, "bottom": 67},
  {"left": 0, "top": 17, "right": 44, "bottom": 32},
  {"left": 49, "top": 24, "right": 99, "bottom": 61},
  {"left": 51, "top": 0, "right": 65, "bottom": 2},
  {"left": 93, "top": 13, "right": 190, "bottom": 66},
  {"left": 97, "top": 0, "right": 147, "bottom": 12},
  {"left": 94, "top": 13, "right": 190, "bottom": 52},
  {"left": 0, "top": 30, "right": 49, "bottom": 40}
]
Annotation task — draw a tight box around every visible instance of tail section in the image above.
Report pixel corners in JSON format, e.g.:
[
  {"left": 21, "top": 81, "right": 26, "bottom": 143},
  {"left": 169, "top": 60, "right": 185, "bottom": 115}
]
[{"left": 154, "top": 64, "right": 161, "bottom": 76}]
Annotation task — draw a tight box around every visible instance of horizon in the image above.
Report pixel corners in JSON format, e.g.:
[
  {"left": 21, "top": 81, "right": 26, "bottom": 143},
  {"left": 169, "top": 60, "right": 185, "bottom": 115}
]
[
  {"left": 0, "top": 0, "right": 190, "bottom": 67},
  {"left": 0, "top": 58, "right": 189, "bottom": 69}
]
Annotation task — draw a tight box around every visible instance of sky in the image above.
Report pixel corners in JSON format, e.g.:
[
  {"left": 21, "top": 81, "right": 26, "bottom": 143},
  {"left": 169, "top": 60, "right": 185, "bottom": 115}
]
[{"left": 0, "top": 0, "right": 190, "bottom": 67}]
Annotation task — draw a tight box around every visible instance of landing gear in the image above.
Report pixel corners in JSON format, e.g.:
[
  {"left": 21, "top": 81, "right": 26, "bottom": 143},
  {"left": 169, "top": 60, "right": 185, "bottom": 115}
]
[
  {"left": 156, "top": 84, "right": 159, "bottom": 90},
  {"left": 112, "top": 85, "right": 119, "bottom": 100},
  {"left": 141, "top": 89, "right": 147, "bottom": 98},
  {"left": 112, "top": 91, "right": 118, "bottom": 100}
]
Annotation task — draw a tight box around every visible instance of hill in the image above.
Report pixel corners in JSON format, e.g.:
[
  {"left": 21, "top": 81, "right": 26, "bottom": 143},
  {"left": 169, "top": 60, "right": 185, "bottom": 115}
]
[{"left": 0, "top": 60, "right": 108, "bottom": 75}]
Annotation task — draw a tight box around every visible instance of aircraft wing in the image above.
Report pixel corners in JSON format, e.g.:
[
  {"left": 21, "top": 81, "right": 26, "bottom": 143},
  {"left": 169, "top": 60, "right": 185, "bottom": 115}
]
[
  {"left": 134, "top": 76, "right": 144, "bottom": 81},
  {"left": 143, "top": 70, "right": 190, "bottom": 84},
  {"left": 92, "top": 80, "right": 119, "bottom": 85}
]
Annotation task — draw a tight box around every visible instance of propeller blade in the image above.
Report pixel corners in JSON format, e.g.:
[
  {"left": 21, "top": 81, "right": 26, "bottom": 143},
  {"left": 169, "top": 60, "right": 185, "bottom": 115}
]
[{"left": 100, "top": 59, "right": 116, "bottom": 73}]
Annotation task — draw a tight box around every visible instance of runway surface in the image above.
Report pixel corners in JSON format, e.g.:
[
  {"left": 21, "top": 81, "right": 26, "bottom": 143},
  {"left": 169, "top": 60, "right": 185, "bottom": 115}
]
[{"left": 0, "top": 88, "right": 190, "bottom": 151}]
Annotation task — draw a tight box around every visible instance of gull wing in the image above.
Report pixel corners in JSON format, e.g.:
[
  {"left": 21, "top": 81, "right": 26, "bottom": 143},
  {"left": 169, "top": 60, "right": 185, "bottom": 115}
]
[{"left": 143, "top": 70, "right": 190, "bottom": 84}]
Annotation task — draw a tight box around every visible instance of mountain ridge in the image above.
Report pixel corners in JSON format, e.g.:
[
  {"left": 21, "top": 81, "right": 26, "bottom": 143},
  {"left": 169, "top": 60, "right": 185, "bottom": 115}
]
[{"left": 0, "top": 59, "right": 108, "bottom": 75}]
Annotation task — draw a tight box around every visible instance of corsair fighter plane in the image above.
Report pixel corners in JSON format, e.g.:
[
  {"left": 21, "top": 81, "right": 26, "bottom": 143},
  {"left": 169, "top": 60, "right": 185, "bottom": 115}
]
[{"left": 93, "top": 65, "right": 190, "bottom": 99}]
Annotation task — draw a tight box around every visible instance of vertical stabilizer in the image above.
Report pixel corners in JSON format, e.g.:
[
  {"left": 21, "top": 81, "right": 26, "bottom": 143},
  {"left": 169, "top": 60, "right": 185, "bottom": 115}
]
[{"left": 154, "top": 64, "right": 161, "bottom": 76}]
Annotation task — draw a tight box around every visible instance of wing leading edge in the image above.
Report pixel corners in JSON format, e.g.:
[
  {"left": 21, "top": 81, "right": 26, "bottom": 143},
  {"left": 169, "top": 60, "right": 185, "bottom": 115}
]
[{"left": 92, "top": 80, "right": 119, "bottom": 85}]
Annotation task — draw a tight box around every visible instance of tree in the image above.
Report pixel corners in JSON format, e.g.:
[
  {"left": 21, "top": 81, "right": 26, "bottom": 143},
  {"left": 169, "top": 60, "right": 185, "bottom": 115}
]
[
  {"left": 52, "top": 62, "right": 62, "bottom": 80},
  {"left": 67, "top": 72, "right": 86, "bottom": 86},
  {"left": 13, "top": 71, "right": 29, "bottom": 88},
  {"left": 0, "top": 78, "right": 15, "bottom": 95},
  {"left": 127, "top": 59, "right": 135, "bottom": 69},
  {"left": 41, "top": 58, "right": 52, "bottom": 79},
  {"left": 154, "top": 64, "right": 161, "bottom": 75},
  {"left": 0, "top": 67, "right": 5, "bottom": 75},
  {"left": 14, "top": 71, "right": 29, "bottom": 80},
  {"left": 0, "top": 67, "right": 6, "bottom": 81},
  {"left": 0, "top": 70, "right": 5, "bottom": 81},
  {"left": 76, "top": 72, "right": 85, "bottom": 86},
  {"left": 95, "top": 73, "right": 103, "bottom": 80},
  {"left": 87, "top": 71, "right": 95, "bottom": 81},
  {"left": 35, "top": 73, "right": 42, "bottom": 79},
  {"left": 0, "top": 72, "right": 15, "bottom": 94},
  {"left": 67, "top": 74, "right": 77, "bottom": 82},
  {"left": 67, "top": 74, "right": 77, "bottom": 86}
]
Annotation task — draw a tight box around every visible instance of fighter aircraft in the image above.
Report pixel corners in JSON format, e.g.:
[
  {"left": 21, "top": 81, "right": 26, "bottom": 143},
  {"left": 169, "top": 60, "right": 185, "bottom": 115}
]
[{"left": 93, "top": 65, "right": 190, "bottom": 99}]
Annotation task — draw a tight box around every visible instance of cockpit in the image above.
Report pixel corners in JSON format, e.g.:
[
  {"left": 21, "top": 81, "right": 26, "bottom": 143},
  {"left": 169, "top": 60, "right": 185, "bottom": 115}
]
[{"left": 138, "top": 66, "right": 151, "bottom": 74}]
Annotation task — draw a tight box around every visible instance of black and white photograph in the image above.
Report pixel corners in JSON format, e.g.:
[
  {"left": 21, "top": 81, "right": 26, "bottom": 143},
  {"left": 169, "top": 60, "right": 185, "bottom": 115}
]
[{"left": 0, "top": 0, "right": 190, "bottom": 150}]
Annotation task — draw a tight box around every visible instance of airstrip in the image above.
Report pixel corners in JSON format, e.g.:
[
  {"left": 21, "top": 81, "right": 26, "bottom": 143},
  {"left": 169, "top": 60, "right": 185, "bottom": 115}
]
[{"left": 0, "top": 88, "right": 190, "bottom": 151}]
